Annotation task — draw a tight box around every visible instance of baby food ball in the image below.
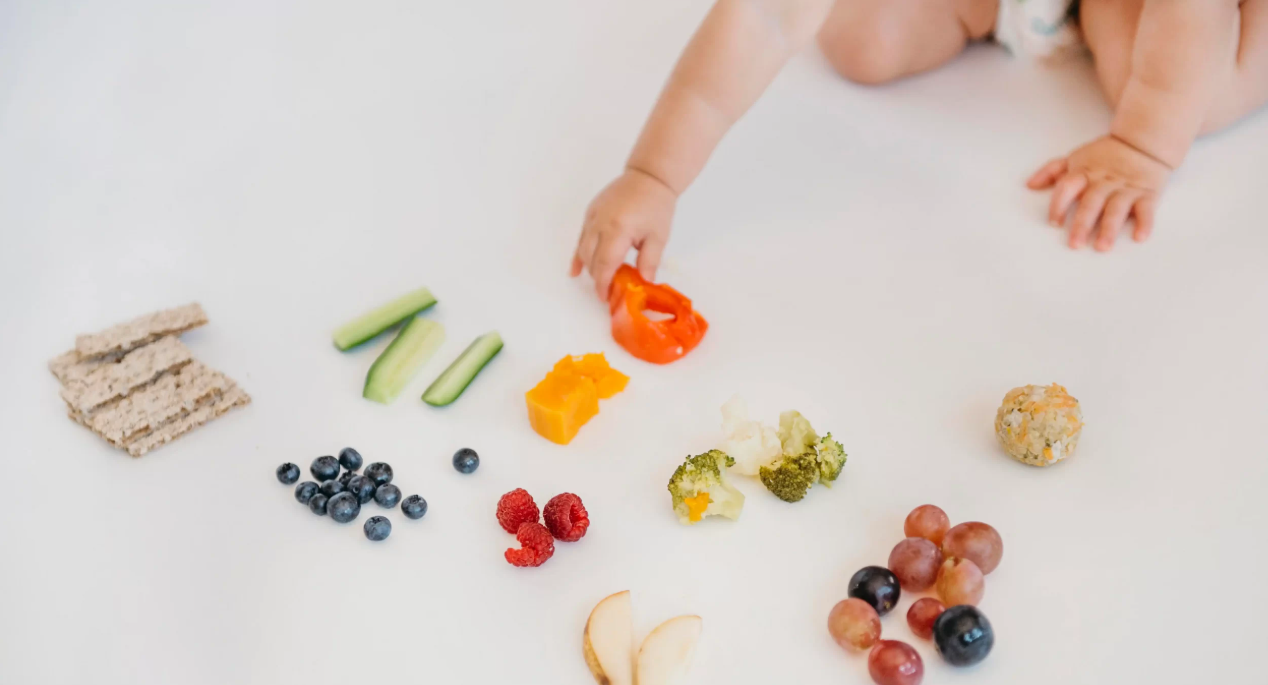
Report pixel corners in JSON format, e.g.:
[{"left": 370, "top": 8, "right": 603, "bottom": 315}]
[{"left": 994, "top": 383, "right": 1083, "bottom": 467}]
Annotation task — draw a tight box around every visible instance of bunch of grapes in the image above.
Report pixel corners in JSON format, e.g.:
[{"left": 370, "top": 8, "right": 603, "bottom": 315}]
[{"left": 826, "top": 504, "right": 1002, "bottom": 685}]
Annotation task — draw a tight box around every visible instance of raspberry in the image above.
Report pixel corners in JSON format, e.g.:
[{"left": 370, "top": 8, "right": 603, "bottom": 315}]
[
  {"left": 496, "top": 488, "right": 539, "bottom": 534},
  {"left": 504, "top": 522, "right": 555, "bottom": 567},
  {"left": 543, "top": 493, "right": 589, "bottom": 542}
]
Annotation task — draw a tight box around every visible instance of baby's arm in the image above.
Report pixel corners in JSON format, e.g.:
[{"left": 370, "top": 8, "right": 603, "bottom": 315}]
[
  {"left": 1028, "top": 0, "right": 1241, "bottom": 251},
  {"left": 573, "top": 0, "right": 836, "bottom": 299}
]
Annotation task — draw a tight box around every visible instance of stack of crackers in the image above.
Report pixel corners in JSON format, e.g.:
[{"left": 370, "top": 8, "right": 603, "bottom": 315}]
[{"left": 48, "top": 303, "right": 251, "bottom": 457}]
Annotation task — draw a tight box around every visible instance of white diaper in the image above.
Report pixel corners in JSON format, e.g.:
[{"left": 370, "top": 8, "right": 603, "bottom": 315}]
[{"left": 995, "top": 0, "right": 1084, "bottom": 60}]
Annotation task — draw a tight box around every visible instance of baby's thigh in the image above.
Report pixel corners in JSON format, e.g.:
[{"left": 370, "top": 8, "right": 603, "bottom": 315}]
[
  {"left": 818, "top": 0, "right": 998, "bottom": 85},
  {"left": 1079, "top": 0, "right": 1143, "bottom": 109}
]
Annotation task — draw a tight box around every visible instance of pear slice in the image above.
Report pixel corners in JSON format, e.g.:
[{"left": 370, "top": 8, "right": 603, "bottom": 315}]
[
  {"left": 583, "top": 591, "right": 634, "bottom": 685},
  {"left": 635, "top": 615, "right": 702, "bottom": 685}
]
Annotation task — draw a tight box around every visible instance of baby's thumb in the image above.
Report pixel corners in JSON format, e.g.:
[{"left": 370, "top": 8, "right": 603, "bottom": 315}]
[{"left": 636, "top": 236, "right": 666, "bottom": 283}]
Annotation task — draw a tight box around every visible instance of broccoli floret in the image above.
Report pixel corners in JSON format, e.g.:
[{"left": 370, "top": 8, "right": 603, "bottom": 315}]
[
  {"left": 815, "top": 433, "right": 847, "bottom": 486},
  {"left": 758, "top": 451, "right": 820, "bottom": 503},
  {"left": 668, "top": 450, "right": 745, "bottom": 525}
]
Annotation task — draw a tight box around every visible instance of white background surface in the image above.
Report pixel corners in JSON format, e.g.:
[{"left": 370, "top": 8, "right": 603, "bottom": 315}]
[{"left": 2, "top": 1, "right": 1266, "bottom": 684}]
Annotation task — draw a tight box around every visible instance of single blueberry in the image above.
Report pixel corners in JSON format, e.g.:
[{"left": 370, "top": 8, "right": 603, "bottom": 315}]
[
  {"left": 308, "top": 493, "right": 329, "bottom": 516},
  {"left": 452, "top": 448, "right": 479, "bottom": 474},
  {"left": 364, "top": 462, "right": 393, "bottom": 487},
  {"left": 847, "top": 566, "right": 901, "bottom": 616},
  {"left": 328, "top": 492, "right": 361, "bottom": 523},
  {"left": 933, "top": 605, "right": 994, "bottom": 666},
  {"left": 310, "top": 456, "right": 340, "bottom": 482},
  {"left": 339, "top": 447, "right": 363, "bottom": 472},
  {"left": 320, "top": 480, "right": 346, "bottom": 498},
  {"left": 375, "top": 483, "right": 402, "bottom": 509},
  {"left": 401, "top": 495, "right": 427, "bottom": 520},
  {"left": 276, "top": 463, "right": 300, "bottom": 484},
  {"left": 348, "top": 474, "right": 376, "bottom": 504},
  {"left": 364, "top": 516, "right": 391, "bottom": 541},
  {"left": 294, "top": 481, "right": 319, "bottom": 504}
]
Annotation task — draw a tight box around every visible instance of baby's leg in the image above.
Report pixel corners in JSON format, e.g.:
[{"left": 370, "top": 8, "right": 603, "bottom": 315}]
[
  {"left": 1082, "top": 0, "right": 1268, "bottom": 135},
  {"left": 818, "top": 0, "right": 999, "bottom": 85}
]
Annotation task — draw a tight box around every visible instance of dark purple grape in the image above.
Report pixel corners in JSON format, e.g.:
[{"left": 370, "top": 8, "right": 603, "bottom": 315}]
[{"left": 848, "top": 566, "right": 901, "bottom": 616}]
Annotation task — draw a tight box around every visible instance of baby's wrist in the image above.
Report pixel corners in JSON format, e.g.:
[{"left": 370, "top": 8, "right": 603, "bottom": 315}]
[
  {"left": 1108, "top": 133, "right": 1175, "bottom": 171},
  {"left": 624, "top": 164, "right": 682, "bottom": 199},
  {"left": 1110, "top": 80, "right": 1199, "bottom": 169}
]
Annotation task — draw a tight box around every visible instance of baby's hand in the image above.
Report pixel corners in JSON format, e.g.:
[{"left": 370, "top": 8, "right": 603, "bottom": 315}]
[
  {"left": 571, "top": 168, "right": 677, "bottom": 300},
  {"left": 1027, "top": 135, "right": 1171, "bottom": 251}
]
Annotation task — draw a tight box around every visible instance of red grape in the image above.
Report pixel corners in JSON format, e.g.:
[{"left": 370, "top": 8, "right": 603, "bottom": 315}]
[
  {"left": 888, "top": 538, "right": 943, "bottom": 591},
  {"left": 906, "top": 598, "right": 946, "bottom": 640},
  {"left": 942, "top": 522, "right": 1003, "bottom": 574},
  {"left": 828, "top": 598, "right": 882, "bottom": 651},
  {"left": 904, "top": 505, "right": 950, "bottom": 546},
  {"left": 868, "top": 640, "right": 924, "bottom": 685},
  {"left": 936, "top": 558, "right": 984, "bottom": 606}
]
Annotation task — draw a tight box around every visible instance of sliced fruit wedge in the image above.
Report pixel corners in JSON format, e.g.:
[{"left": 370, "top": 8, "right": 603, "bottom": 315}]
[
  {"left": 636, "top": 615, "right": 702, "bottom": 685},
  {"left": 422, "top": 331, "right": 503, "bottom": 406},
  {"left": 363, "top": 318, "right": 444, "bottom": 404},
  {"left": 333, "top": 287, "right": 437, "bottom": 351},
  {"left": 583, "top": 591, "right": 634, "bottom": 685}
]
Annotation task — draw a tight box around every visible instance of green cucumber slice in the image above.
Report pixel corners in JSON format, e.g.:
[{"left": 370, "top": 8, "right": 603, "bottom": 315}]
[
  {"left": 363, "top": 318, "right": 445, "bottom": 404},
  {"left": 422, "top": 332, "right": 503, "bottom": 407},
  {"left": 333, "top": 287, "right": 437, "bottom": 351}
]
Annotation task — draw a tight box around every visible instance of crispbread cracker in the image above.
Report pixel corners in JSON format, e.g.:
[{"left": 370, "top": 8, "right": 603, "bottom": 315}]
[
  {"left": 60, "top": 336, "right": 193, "bottom": 415},
  {"left": 74, "top": 303, "right": 208, "bottom": 358},
  {"left": 48, "top": 349, "right": 122, "bottom": 385},
  {"left": 78, "top": 361, "right": 231, "bottom": 446},
  {"left": 126, "top": 384, "right": 251, "bottom": 457}
]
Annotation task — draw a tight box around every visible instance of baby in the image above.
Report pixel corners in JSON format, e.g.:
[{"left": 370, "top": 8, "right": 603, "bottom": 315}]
[{"left": 571, "top": 0, "right": 1268, "bottom": 298}]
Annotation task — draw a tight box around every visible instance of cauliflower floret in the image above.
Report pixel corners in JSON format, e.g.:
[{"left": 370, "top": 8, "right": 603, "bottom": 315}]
[{"left": 718, "top": 395, "right": 782, "bottom": 476}]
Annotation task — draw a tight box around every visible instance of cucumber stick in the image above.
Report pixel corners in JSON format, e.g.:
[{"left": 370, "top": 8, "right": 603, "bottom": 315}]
[
  {"left": 363, "top": 318, "right": 445, "bottom": 404},
  {"left": 333, "top": 287, "right": 437, "bottom": 351},
  {"left": 422, "top": 332, "right": 503, "bottom": 407}
]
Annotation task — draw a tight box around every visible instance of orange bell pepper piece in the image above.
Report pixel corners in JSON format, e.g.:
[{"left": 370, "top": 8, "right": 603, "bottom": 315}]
[
  {"left": 607, "top": 264, "right": 708, "bottom": 365},
  {"left": 526, "top": 354, "right": 628, "bottom": 445}
]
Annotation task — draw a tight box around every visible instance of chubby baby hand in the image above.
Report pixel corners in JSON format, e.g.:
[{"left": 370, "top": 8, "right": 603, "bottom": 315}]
[
  {"left": 571, "top": 168, "right": 677, "bottom": 300},
  {"left": 1027, "top": 135, "right": 1171, "bottom": 251}
]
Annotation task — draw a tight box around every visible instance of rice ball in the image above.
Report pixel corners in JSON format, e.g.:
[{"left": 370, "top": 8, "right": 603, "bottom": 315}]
[{"left": 994, "top": 383, "right": 1082, "bottom": 467}]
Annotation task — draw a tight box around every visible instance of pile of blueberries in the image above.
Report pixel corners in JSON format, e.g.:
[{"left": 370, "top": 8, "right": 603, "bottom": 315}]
[{"left": 277, "top": 447, "right": 429, "bottom": 541}]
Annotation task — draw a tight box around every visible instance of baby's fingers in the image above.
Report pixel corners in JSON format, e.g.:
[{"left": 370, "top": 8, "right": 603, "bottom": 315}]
[
  {"left": 572, "top": 223, "right": 600, "bottom": 277},
  {"left": 1027, "top": 158, "right": 1068, "bottom": 190},
  {"left": 1048, "top": 173, "right": 1087, "bottom": 226},
  {"left": 1069, "top": 183, "right": 1113, "bottom": 249},
  {"left": 1132, "top": 196, "right": 1157, "bottom": 242},
  {"left": 590, "top": 229, "right": 634, "bottom": 301},
  {"left": 635, "top": 234, "right": 665, "bottom": 283},
  {"left": 1095, "top": 190, "right": 1138, "bottom": 252}
]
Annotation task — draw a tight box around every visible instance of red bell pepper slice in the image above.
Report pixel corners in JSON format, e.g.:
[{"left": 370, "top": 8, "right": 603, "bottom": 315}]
[{"left": 607, "top": 264, "right": 708, "bottom": 364}]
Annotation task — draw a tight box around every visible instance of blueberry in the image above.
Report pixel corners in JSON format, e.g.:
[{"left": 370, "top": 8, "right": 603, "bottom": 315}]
[
  {"left": 294, "top": 481, "right": 319, "bottom": 504},
  {"left": 308, "top": 493, "right": 329, "bottom": 516},
  {"left": 452, "top": 448, "right": 479, "bottom": 474},
  {"left": 339, "top": 447, "right": 363, "bottom": 472},
  {"left": 320, "top": 480, "right": 345, "bottom": 498},
  {"left": 328, "top": 492, "right": 361, "bottom": 523},
  {"left": 348, "top": 475, "right": 376, "bottom": 504},
  {"left": 933, "top": 605, "right": 994, "bottom": 666},
  {"left": 847, "top": 566, "right": 901, "bottom": 616},
  {"left": 401, "top": 495, "right": 427, "bottom": 520},
  {"left": 276, "top": 463, "right": 300, "bottom": 484},
  {"left": 337, "top": 470, "right": 354, "bottom": 488},
  {"left": 310, "top": 456, "right": 340, "bottom": 482},
  {"left": 375, "top": 484, "right": 401, "bottom": 509},
  {"left": 364, "top": 462, "right": 393, "bottom": 487},
  {"left": 364, "top": 516, "right": 391, "bottom": 541}
]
